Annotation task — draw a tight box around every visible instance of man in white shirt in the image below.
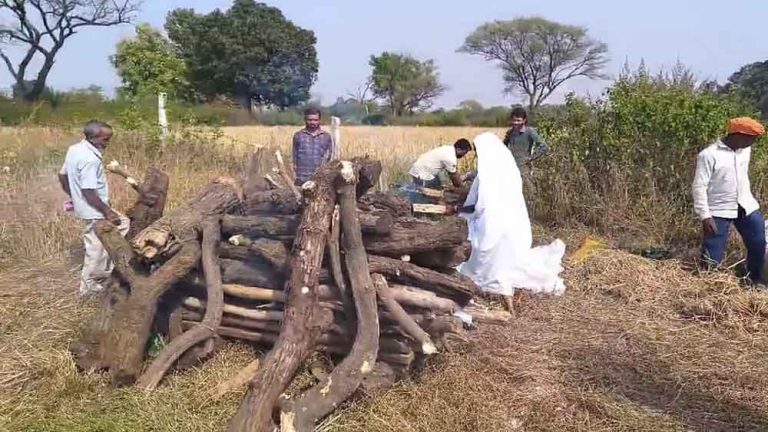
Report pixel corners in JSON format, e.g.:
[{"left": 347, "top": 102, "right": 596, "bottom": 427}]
[
  {"left": 59, "top": 120, "right": 130, "bottom": 297},
  {"left": 692, "top": 117, "right": 766, "bottom": 283},
  {"left": 405, "top": 138, "right": 472, "bottom": 204}
]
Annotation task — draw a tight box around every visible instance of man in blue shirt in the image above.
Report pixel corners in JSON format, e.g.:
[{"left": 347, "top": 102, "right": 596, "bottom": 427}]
[{"left": 59, "top": 120, "right": 129, "bottom": 297}]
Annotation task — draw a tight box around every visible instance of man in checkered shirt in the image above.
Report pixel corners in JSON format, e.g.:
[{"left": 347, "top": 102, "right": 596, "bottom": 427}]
[{"left": 292, "top": 107, "right": 333, "bottom": 185}]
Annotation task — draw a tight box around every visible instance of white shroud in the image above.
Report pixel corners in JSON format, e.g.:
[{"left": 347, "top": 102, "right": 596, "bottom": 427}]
[{"left": 457, "top": 132, "right": 565, "bottom": 296}]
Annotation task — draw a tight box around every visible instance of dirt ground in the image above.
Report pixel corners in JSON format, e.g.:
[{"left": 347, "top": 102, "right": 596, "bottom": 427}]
[{"left": 3, "top": 242, "right": 768, "bottom": 432}]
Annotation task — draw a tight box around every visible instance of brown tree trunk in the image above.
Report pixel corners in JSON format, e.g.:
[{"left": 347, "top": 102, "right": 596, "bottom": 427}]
[
  {"left": 126, "top": 167, "right": 170, "bottom": 240},
  {"left": 358, "top": 191, "right": 412, "bottom": 217},
  {"left": 132, "top": 180, "right": 241, "bottom": 259},
  {"left": 373, "top": 274, "right": 436, "bottom": 355},
  {"left": 367, "top": 255, "right": 477, "bottom": 305},
  {"left": 220, "top": 258, "right": 288, "bottom": 289},
  {"left": 220, "top": 239, "right": 289, "bottom": 271},
  {"left": 95, "top": 221, "right": 202, "bottom": 386},
  {"left": 227, "top": 163, "right": 341, "bottom": 432},
  {"left": 136, "top": 218, "right": 225, "bottom": 391},
  {"left": 70, "top": 168, "right": 170, "bottom": 371},
  {"left": 282, "top": 162, "right": 380, "bottom": 431},
  {"left": 364, "top": 217, "right": 468, "bottom": 257},
  {"left": 221, "top": 211, "right": 392, "bottom": 239}
]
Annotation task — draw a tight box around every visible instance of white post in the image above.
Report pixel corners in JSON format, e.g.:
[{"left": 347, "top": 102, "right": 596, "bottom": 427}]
[
  {"left": 158, "top": 92, "right": 169, "bottom": 144},
  {"left": 330, "top": 116, "right": 341, "bottom": 160}
]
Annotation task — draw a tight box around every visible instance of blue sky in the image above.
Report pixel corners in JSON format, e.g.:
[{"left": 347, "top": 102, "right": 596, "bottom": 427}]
[{"left": 1, "top": 0, "right": 767, "bottom": 107}]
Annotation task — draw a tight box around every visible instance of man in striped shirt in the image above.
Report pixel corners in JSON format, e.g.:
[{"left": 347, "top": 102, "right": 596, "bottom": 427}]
[{"left": 292, "top": 107, "right": 333, "bottom": 185}]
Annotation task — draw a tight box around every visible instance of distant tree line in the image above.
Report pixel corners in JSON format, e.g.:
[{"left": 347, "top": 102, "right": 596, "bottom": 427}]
[{"left": 3, "top": 1, "right": 768, "bottom": 121}]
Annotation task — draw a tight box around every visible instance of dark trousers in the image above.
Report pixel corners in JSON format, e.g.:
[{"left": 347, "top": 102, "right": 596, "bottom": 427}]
[{"left": 702, "top": 207, "right": 766, "bottom": 282}]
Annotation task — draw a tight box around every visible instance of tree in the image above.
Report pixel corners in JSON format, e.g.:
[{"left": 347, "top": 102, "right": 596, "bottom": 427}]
[
  {"left": 346, "top": 78, "right": 374, "bottom": 116},
  {"left": 458, "top": 99, "right": 483, "bottom": 111},
  {"left": 165, "top": 0, "right": 318, "bottom": 109},
  {"left": 369, "top": 52, "right": 445, "bottom": 116},
  {"left": 723, "top": 60, "right": 768, "bottom": 117},
  {"left": 0, "top": 0, "right": 140, "bottom": 101},
  {"left": 459, "top": 17, "right": 608, "bottom": 113},
  {"left": 111, "top": 24, "right": 189, "bottom": 99}
]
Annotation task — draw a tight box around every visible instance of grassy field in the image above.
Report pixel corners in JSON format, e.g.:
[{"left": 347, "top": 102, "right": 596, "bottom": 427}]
[{"left": 3, "top": 125, "right": 768, "bottom": 431}]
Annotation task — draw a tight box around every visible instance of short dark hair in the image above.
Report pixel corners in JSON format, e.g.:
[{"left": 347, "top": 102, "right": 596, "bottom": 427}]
[
  {"left": 510, "top": 107, "right": 528, "bottom": 119},
  {"left": 303, "top": 107, "right": 322, "bottom": 118},
  {"left": 454, "top": 138, "right": 472, "bottom": 152}
]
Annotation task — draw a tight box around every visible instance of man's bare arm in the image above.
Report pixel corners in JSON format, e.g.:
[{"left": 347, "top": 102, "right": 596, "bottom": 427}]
[
  {"left": 82, "top": 189, "right": 119, "bottom": 223},
  {"left": 448, "top": 171, "right": 463, "bottom": 187},
  {"left": 58, "top": 173, "right": 71, "bottom": 197}
]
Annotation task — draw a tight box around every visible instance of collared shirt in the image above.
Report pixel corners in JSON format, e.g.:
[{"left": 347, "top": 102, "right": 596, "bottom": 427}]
[
  {"left": 292, "top": 128, "right": 332, "bottom": 183},
  {"left": 408, "top": 145, "right": 458, "bottom": 181},
  {"left": 59, "top": 139, "right": 109, "bottom": 220},
  {"left": 502, "top": 126, "right": 549, "bottom": 168},
  {"left": 692, "top": 139, "right": 759, "bottom": 220}
]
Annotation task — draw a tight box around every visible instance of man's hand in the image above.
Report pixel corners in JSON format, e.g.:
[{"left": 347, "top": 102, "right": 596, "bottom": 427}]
[
  {"left": 105, "top": 209, "right": 122, "bottom": 225},
  {"left": 702, "top": 218, "right": 718, "bottom": 236}
]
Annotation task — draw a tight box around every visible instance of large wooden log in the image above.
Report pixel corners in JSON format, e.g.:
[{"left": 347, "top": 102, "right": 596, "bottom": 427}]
[
  {"left": 358, "top": 191, "right": 411, "bottom": 217},
  {"left": 220, "top": 238, "right": 289, "bottom": 270},
  {"left": 70, "top": 167, "right": 170, "bottom": 371},
  {"left": 373, "top": 274, "right": 436, "bottom": 355},
  {"left": 283, "top": 162, "right": 380, "bottom": 432},
  {"left": 220, "top": 258, "right": 287, "bottom": 290},
  {"left": 132, "top": 180, "right": 241, "bottom": 259},
  {"left": 243, "top": 189, "right": 300, "bottom": 215},
  {"left": 137, "top": 218, "right": 225, "bottom": 390},
  {"left": 220, "top": 283, "right": 457, "bottom": 314},
  {"left": 409, "top": 243, "right": 470, "bottom": 270},
  {"left": 364, "top": 217, "right": 468, "bottom": 257},
  {"left": 221, "top": 211, "right": 393, "bottom": 239},
  {"left": 227, "top": 163, "right": 340, "bottom": 432},
  {"left": 367, "top": 255, "right": 477, "bottom": 305},
  {"left": 96, "top": 221, "right": 201, "bottom": 386},
  {"left": 243, "top": 146, "right": 272, "bottom": 198},
  {"left": 126, "top": 167, "right": 170, "bottom": 240}
]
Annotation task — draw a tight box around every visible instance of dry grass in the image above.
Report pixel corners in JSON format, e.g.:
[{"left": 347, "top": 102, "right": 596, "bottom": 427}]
[{"left": 4, "top": 126, "right": 768, "bottom": 431}]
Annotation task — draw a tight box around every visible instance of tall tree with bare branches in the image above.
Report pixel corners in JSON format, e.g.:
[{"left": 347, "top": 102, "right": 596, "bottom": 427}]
[
  {"left": 460, "top": 17, "right": 609, "bottom": 113},
  {"left": 0, "top": 0, "right": 140, "bottom": 101}
]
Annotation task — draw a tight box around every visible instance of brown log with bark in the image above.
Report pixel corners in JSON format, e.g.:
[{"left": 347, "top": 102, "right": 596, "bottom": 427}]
[
  {"left": 227, "top": 164, "right": 341, "bottom": 432},
  {"left": 243, "top": 147, "right": 272, "bottom": 197},
  {"left": 70, "top": 167, "right": 169, "bottom": 371},
  {"left": 327, "top": 206, "right": 354, "bottom": 319},
  {"left": 282, "top": 162, "right": 380, "bottom": 432},
  {"left": 373, "top": 274, "right": 436, "bottom": 355},
  {"left": 358, "top": 191, "right": 411, "bottom": 217},
  {"left": 221, "top": 211, "right": 392, "bottom": 239},
  {"left": 367, "top": 255, "right": 477, "bottom": 305},
  {"left": 220, "top": 238, "right": 289, "bottom": 271},
  {"left": 363, "top": 217, "right": 468, "bottom": 257},
  {"left": 69, "top": 279, "right": 128, "bottom": 372},
  {"left": 220, "top": 258, "right": 287, "bottom": 290},
  {"left": 137, "top": 218, "right": 225, "bottom": 390},
  {"left": 410, "top": 244, "right": 470, "bottom": 270},
  {"left": 126, "top": 167, "right": 170, "bottom": 240},
  {"left": 220, "top": 282, "right": 457, "bottom": 314},
  {"left": 95, "top": 221, "right": 202, "bottom": 386},
  {"left": 243, "top": 189, "right": 299, "bottom": 215},
  {"left": 132, "top": 180, "right": 241, "bottom": 259}
]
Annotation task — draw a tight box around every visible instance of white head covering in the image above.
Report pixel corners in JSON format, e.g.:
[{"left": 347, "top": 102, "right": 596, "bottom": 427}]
[{"left": 458, "top": 132, "right": 565, "bottom": 296}]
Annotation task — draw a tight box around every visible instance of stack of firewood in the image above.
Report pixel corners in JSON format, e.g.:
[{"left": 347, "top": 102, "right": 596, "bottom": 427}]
[{"left": 70, "top": 148, "right": 510, "bottom": 432}]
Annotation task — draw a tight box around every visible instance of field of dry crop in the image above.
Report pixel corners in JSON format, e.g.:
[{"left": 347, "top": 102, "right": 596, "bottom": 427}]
[{"left": 4, "top": 125, "right": 768, "bottom": 432}]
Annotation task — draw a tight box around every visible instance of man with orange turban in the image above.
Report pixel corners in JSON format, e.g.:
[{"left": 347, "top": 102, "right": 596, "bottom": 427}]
[{"left": 693, "top": 117, "right": 766, "bottom": 283}]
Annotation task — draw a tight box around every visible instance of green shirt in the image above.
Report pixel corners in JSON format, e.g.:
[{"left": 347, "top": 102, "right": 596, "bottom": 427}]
[{"left": 502, "top": 126, "right": 549, "bottom": 169}]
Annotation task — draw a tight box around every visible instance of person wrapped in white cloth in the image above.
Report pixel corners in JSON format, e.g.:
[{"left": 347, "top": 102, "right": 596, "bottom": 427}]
[{"left": 457, "top": 132, "right": 565, "bottom": 296}]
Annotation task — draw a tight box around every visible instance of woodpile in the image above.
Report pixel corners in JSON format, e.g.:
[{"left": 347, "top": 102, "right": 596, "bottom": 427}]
[{"left": 70, "top": 147, "right": 510, "bottom": 432}]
